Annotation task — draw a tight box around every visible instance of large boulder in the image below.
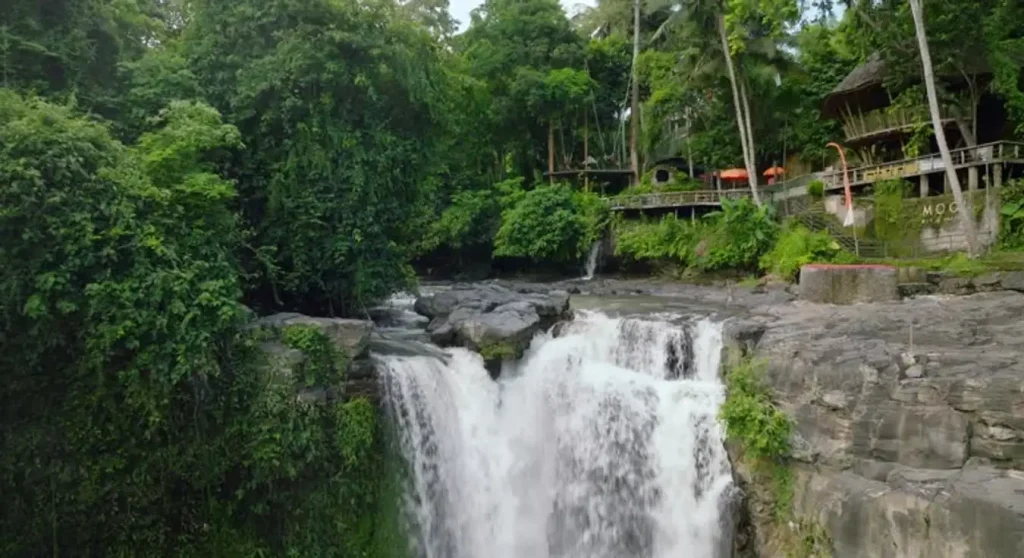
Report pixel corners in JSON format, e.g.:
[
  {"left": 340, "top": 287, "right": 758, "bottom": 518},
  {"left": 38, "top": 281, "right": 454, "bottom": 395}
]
[{"left": 414, "top": 282, "right": 571, "bottom": 373}]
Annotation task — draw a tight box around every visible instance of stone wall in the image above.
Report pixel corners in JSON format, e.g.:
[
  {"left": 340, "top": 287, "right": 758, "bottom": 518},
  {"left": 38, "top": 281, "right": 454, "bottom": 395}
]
[
  {"left": 725, "top": 292, "right": 1024, "bottom": 557},
  {"left": 914, "top": 192, "right": 1000, "bottom": 253},
  {"left": 820, "top": 188, "right": 1001, "bottom": 255}
]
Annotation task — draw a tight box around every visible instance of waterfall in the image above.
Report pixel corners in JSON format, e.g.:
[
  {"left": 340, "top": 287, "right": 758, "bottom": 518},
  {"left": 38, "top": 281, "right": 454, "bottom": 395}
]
[
  {"left": 378, "top": 311, "right": 734, "bottom": 558},
  {"left": 583, "top": 241, "right": 601, "bottom": 280}
]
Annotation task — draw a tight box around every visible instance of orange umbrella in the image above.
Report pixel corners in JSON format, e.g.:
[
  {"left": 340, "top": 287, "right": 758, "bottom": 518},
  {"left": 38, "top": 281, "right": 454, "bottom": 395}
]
[
  {"left": 719, "top": 168, "right": 748, "bottom": 180},
  {"left": 763, "top": 166, "right": 785, "bottom": 177}
]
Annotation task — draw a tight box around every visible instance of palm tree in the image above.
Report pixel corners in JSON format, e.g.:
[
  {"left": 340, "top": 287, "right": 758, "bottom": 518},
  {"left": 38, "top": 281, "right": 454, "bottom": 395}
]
[
  {"left": 909, "top": 0, "right": 980, "bottom": 256},
  {"left": 648, "top": 0, "right": 795, "bottom": 206}
]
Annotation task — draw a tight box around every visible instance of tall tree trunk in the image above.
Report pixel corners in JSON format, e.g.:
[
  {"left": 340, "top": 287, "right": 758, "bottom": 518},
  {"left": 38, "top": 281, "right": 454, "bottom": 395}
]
[
  {"left": 629, "top": 0, "right": 641, "bottom": 184},
  {"left": 739, "top": 79, "right": 762, "bottom": 194},
  {"left": 583, "top": 109, "right": 590, "bottom": 192},
  {"left": 548, "top": 120, "right": 555, "bottom": 185},
  {"left": 910, "top": 0, "right": 980, "bottom": 256},
  {"left": 717, "top": 15, "right": 762, "bottom": 206}
]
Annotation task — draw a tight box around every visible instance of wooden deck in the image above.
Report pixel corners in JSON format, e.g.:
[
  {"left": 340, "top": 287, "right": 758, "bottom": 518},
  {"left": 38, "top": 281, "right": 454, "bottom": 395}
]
[{"left": 604, "top": 141, "right": 1024, "bottom": 211}]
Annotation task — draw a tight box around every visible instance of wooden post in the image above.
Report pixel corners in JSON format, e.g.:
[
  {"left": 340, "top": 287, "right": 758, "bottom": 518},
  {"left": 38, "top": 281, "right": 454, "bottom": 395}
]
[
  {"left": 920, "top": 174, "right": 928, "bottom": 198},
  {"left": 583, "top": 110, "right": 590, "bottom": 192},
  {"left": 995, "top": 163, "right": 1003, "bottom": 189}
]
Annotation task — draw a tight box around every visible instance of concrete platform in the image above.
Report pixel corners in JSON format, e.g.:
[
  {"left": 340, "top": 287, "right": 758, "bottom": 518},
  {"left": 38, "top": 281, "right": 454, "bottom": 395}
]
[{"left": 799, "top": 264, "right": 899, "bottom": 305}]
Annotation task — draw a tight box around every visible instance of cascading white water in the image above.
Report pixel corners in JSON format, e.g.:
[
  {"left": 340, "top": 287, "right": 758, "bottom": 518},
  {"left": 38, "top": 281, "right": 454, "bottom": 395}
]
[
  {"left": 378, "top": 311, "right": 734, "bottom": 558},
  {"left": 582, "top": 241, "right": 601, "bottom": 280}
]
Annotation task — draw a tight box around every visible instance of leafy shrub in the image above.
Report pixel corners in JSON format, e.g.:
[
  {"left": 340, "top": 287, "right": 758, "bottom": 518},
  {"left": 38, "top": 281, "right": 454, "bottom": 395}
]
[
  {"left": 720, "top": 357, "right": 792, "bottom": 462},
  {"left": 1000, "top": 179, "right": 1024, "bottom": 248},
  {"left": 493, "top": 183, "right": 608, "bottom": 264},
  {"left": 696, "top": 197, "right": 779, "bottom": 272},
  {"left": 616, "top": 169, "right": 702, "bottom": 198},
  {"left": 615, "top": 214, "right": 706, "bottom": 266},
  {"left": 806, "top": 179, "right": 825, "bottom": 198},
  {"left": 421, "top": 189, "right": 502, "bottom": 254},
  {"left": 615, "top": 198, "right": 777, "bottom": 274},
  {"left": 760, "top": 221, "right": 849, "bottom": 280}
]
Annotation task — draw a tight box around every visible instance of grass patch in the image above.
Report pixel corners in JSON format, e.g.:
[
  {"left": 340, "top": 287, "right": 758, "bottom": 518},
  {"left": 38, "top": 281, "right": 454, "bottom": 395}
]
[
  {"left": 736, "top": 275, "right": 762, "bottom": 288},
  {"left": 862, "top": 250, "right": 1024, "bottom": 277}
]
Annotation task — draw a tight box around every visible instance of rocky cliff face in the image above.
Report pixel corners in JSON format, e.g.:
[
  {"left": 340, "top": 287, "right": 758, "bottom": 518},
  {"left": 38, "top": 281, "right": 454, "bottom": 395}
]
[
  {"left": 251, "top": 312, "right": 377, "bottom": 402},
  {"left": 727, "top": 292, "right": 1024, "bottom": 557}
]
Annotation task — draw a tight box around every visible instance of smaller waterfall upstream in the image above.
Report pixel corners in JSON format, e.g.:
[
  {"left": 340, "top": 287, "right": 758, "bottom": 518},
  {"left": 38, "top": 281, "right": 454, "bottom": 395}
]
[
  {"left": 582, "top": 241, "right": 601, "bottom": 280},
  {"left": 378, "top": 311, "right": 735, "bottom": 558}
]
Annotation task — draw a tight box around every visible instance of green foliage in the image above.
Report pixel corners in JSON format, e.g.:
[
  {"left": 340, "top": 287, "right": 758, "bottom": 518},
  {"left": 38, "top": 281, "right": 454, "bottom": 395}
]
[
  {"left": 615, "top": 215, "right": 707, "bottom": 266},
  {"left": 478, "top": 341, "right": 521, "bottom": 361},
  {"left": 720, "top": 357, "right": 791, "bottom": 463},
  {"left": 872, "top": 179, "right": 915, "bottom": 243},
  {"left": 806, "top": 179, "right": 825, "bottom": 199},
  {"left": 698, "top": 198, "right": 779, "bottom": 272},
  {"left": 999, "top": 179, "right": 1024, "bottom": 248},
  {"left": 0, "top": 90, "right": 405, "bottom": 558},
  {"left": 615, "top": 198, "right": 777, "bottom": 274},
  {"left": 421, "top": 189, "right": 502, "bottom": 254},
  {"left": 721, "top": 356, "right": 832, "bottom": 555},
  {"left": 186, "top": 0, "right": 446, "bottom": 314},
  {"left": 460, "top": 0, "right": 584, "bottom": 177},
  {"left": 760, "top": 222, "right": 849, "bottom": 280},
  {"left": 493, "top": 183, "right": 609, "bottom": 264},
  {"left": 0, "top": 0, "right": 160, "bottom": 114},
  {"left": 282, "top": 325, "right": 347, "bottom": 386},
  {"left": 117, "top": 48, "right": 206, "bottom": 141},
  {"left": 618, "top": 168, "right": 702, "bottom": 196}
]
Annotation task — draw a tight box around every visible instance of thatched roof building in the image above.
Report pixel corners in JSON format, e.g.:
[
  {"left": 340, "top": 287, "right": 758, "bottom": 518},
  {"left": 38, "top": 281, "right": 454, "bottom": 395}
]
[{"left": 821, "top": 53, "right": 888, "bottom": 119}]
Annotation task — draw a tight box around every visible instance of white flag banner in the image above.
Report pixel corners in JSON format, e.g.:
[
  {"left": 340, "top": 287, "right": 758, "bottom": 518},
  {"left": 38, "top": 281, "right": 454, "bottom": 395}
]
[{"left": 843, "top": 207, "right": 855, "bottom": 227}]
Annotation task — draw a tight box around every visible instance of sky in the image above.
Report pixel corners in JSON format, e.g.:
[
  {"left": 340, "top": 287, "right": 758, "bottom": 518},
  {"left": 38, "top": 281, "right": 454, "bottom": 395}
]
[
  {"left": 449, "top": 0, "right": 843, "bottom": 33},
  {"left": 449, "top": 0, "right": 596, "bottom": 32}
]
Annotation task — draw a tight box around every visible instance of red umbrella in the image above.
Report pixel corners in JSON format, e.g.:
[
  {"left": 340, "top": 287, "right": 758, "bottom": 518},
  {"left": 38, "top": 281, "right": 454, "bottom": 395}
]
[
  {"left": 719, "top": 168, "right": 748, "bottom": 180},
  {"left": 763, "top": 166, "right": 785, "bottom": 177}
]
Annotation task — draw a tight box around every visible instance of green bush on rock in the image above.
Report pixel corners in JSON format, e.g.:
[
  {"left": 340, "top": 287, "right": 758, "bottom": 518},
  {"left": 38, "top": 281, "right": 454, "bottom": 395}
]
[
  {"left": 760, "top": 222, "right": 852, "bottom": 280},
  {"left": 720, "top": 357, "right": 792, "bottom": 463},
  {"left": 721, "top": 356, "right": 832, "bottom": 556}
]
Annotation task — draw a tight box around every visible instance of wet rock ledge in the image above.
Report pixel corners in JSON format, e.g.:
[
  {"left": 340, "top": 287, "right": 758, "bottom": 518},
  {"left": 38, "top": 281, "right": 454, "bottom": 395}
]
[{"left": 413, "top": 282, "right": 572, "bottom": 375}]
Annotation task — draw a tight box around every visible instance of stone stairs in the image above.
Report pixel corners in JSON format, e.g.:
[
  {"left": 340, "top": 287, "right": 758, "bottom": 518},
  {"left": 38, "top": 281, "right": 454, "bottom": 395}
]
[{"left": 777, "top": 196, "right": 889, "bottom": 258}]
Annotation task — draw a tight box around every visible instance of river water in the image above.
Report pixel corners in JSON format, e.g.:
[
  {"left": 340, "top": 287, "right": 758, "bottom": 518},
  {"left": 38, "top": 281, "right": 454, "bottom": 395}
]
[{"left": 374, "top": 293, "right": 735, "bottom": 558}]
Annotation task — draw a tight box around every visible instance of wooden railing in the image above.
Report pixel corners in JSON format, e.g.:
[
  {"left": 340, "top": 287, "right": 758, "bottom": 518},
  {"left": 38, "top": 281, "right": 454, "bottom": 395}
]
[
  {"left": 605, "top": 141, "right": 1024, "bottom": 210},
  {"left": 607, "top": 189, "right": 749, "bottom": 210},
  {"left": 815, "top": 141, "right": 1024, "bottom": 190}
]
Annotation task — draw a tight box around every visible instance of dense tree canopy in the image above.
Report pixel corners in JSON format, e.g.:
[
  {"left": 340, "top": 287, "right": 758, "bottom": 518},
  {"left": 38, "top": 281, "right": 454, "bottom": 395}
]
[{"left": 1, "top": 0, "right": 1023, "bottom": 554}]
